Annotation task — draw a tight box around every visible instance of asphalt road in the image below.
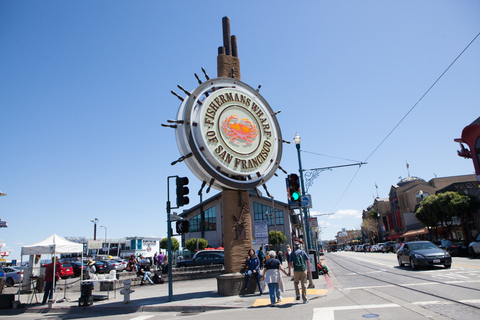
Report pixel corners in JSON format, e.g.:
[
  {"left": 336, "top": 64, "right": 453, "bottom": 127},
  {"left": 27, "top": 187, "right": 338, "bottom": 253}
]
[
  {"left": 4, "top": 252, "right": 480, "bottom": 319},
  {"left": 319, "top": 251, "right": 480, "bottom": 320}
]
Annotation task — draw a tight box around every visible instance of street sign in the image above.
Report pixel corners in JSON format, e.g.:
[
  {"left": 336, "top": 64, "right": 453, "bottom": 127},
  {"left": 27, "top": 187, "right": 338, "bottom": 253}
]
[
  {"left": 301, "top": 195, "right": 312, "bottom": 208},
  {"left": 255, "top": 221, "right": 269, "bottom": 244},
  {"left": 309, "top": 217, "right": 318, "bottom": 228}
]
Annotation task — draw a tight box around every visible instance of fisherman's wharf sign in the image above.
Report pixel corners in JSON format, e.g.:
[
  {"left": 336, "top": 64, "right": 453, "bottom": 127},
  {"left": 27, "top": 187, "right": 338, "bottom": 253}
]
[{"left": 174, "top": 77, "right": 282, "bottom": 190}]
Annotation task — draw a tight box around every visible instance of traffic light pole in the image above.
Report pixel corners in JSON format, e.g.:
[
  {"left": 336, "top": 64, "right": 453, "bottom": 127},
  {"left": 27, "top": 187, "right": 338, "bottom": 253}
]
[
  {"left": 295, "top": 143, "right": 312, "bottom": 252},
  {"left": 166, "top": 175, "right": 190, "bottom": 302},
  {"left": 166, "top": 176, "right": 175, "bottom": 302}
]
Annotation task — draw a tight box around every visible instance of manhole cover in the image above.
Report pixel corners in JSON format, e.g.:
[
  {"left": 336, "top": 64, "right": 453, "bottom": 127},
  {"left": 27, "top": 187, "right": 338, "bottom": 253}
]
[{"left": 362, "top": 314, "right": 379, "bottom": 318}]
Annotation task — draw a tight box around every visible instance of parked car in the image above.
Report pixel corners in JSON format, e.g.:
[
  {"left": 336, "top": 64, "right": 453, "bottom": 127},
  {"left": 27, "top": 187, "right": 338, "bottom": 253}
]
[
  {"left": 60, "top": 263, "right": 74, "bottom": 279},
  {"left": 469, "top": 234, "right": 480, "bottom": 257},
  {"left": 113, "top": 258, "right": 128, "bottom": 269},
  {"left": 102, "top": 260, "right": 125, "bottom": 272},
  {"left": 94, "top": 261, "right": 109, "bottom": 274},
  {"left": 3, "top": 266, "right": 24, "bottom": 287},
  {"left": 397, "top": 241, "right": 452, "bottom": 270},
  {"left": 376, "top": 243, "right": 386, "bottom": 252},
  {"left": 70, "top": 261, "right": 85, "bottom": 277},
  {"left": 384, "top": 241, "right": 397, "bottom": 253},
  {"left": 176, "top": 251, "right": 224, "bottom": 268},
  {"left": 446, "top": 240, "right": 469, "bottom": 257}
]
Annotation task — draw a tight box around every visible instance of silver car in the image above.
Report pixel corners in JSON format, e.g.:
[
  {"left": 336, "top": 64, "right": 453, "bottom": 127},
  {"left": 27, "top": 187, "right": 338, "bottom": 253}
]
[
  {"left": 3, "top": 266, "right": 24, "bottom": 287},
  {"left": 102, "top": 260, "right": 125, "bottom": 272}
]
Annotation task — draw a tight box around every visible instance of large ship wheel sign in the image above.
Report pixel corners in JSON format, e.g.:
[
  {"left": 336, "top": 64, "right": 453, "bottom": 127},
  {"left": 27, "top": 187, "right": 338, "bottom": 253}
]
[{"left": 164, "top": 69, "right": 287, "bottom": 193}]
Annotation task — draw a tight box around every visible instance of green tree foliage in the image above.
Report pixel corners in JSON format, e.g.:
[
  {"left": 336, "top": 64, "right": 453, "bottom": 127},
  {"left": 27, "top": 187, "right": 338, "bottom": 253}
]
[
  {"left": 362, "top": 208, "right": 380, "bottom": 244},
  {"left": 185, "top": 238, "right": 208, "bottom": 252},
  {"left": 447, "top": 192, "right": 480, "bottom": 242},
  {"left": 268, "top": 230, "right": 286, "bottom": 245},
  {"left": 416, "top": 191, "right": 480, "bottom": 242},
  {"left": 160, "top": 237, "right": 180, "bottom": 251}
]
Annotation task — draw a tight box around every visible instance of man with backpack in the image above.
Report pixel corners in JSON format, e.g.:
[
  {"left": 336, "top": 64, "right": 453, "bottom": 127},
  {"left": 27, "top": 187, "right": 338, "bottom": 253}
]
[{"left": 288, "top": 240, "right": 311, "bottom": 304}]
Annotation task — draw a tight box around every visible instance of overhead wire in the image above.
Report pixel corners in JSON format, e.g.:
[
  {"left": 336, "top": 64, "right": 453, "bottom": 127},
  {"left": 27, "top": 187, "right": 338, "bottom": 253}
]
[{"left": 330, "top": 31, "right": 480, "bottom": 211}]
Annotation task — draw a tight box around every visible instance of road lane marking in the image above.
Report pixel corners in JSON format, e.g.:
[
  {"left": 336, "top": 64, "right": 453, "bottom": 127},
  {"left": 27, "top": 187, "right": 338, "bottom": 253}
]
[
  {"left": 252, "top": 289, "right": 328, "bottom": 307},
  {"left": 453, "top": 263, "right": 480, "bottom": 269},
  {"left": 313, "top": 304, "right": 400, "bottom": 320}
]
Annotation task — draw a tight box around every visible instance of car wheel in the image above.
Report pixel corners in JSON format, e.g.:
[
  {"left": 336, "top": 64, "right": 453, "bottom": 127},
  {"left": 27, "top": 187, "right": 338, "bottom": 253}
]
[
  {"left": 410, "top": 258, "right": 416, "bottom": 270},
  {"left": 397, "top": 257, "right": 403, "bottom": 267},
  {"left": 6, "top": 278, "right": 14, "bottom": 287},
  {"left": 444, "top": 264, "right": 451, "bottom": 269},
  {"left": 469, "top": 247, "right": 477, "bottom": 258}
]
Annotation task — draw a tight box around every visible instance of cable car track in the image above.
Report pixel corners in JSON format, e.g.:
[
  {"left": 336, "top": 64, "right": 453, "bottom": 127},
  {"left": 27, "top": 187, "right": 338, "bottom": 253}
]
[{"left": 324, "top": 253, "right": 480, "bottom": 311}]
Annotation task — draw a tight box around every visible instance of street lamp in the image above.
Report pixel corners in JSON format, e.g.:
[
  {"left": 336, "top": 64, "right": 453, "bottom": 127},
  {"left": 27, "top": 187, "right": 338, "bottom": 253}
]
[
  {"left": 293, "top": 133, "right": 312, "bottom": 251},
  {"left": 265, "top": 196, "right": 278, "bottom": 252},
  {"left": 100, "top": 225, "right": 107, "bottom": 255},
  {"left": 90, "top": 218, "right": 99, "bottom": 240}
]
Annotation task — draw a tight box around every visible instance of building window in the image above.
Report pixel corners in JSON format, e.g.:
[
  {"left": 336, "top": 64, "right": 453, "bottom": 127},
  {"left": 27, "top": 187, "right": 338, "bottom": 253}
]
[
  {"left": 204, "top": 206, "right": 216, "bottom": 231},
  {"left": 416, "top": 190, "right": 429, "bottom": 204},
  {"left": 190, "top": 214, "right": 201, "bottom": 232},
  {"left": 189, "top": 206, "right": 216, "bottom": 232},
  {"left": 253, "top": 202, "right": 284, "bottom": 226}
]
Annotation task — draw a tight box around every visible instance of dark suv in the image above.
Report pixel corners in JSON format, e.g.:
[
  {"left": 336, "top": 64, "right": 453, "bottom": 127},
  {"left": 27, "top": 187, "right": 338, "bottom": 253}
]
[{"left": 176, "top": 251, "right": 224, "bottom": 268}]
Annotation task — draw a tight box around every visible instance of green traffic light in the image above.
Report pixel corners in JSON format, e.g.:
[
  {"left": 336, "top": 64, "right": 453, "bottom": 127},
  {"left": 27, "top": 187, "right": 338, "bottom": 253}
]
[{"left": 291, "top": 191, "right": 301, "bottom": 201}]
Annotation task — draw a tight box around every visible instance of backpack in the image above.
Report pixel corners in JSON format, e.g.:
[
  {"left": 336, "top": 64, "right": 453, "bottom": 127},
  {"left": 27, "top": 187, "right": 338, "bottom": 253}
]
[{"left": 293, "top": 250, "right": 306, "bottom": 271}]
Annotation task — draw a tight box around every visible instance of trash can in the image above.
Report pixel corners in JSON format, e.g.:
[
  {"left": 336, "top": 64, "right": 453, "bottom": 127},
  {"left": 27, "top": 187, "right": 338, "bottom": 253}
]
[{"left": 79, "top": 283, "right": 93, "bottom": 307}]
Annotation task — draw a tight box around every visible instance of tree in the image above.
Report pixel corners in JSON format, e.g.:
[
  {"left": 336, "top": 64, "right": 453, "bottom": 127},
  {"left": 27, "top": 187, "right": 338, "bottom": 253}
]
[
  {"left": 447, "top": 192, "right": 480, "bottom": 242},
  {"left": 160, "top": 237, "right": 180, "bottom": 251},
  {"left": 362, "top": 208, "right": 380, "bottom": 244},
  {"left": 268, "top": 230, "right": 286, "bottom": 246},
  {"left": 416, "top": 191, "right": 480, "bottom": 242},
  {"left": 415, "top": 195, "right": 441, "bottom": 240},
  {"left": 185, "top": 238, "right": 208, "bottom": 252}
]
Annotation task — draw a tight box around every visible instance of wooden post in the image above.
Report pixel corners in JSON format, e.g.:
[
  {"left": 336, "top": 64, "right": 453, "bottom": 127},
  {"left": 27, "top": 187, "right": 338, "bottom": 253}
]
[{"left": 216, "top": 17, "right": 255, "bottom": 296}]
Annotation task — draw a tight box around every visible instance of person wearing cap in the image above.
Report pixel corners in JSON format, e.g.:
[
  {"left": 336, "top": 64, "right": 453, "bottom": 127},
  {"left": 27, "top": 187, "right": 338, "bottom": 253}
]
[
  {"left": 138, "top": 260, "right": 154, "bottom": 285},
  {"left": 288, "top": 241, "right": 311, "bottom": 304}
]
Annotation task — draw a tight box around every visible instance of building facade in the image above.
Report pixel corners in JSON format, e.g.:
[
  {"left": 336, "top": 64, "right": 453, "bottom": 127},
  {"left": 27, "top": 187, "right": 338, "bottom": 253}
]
[
  {"left": 372, "top": 174, "right": 478, "bottom": 242},
  {"left": 178, "top": 189, "right": 293, "bottom": 255}
]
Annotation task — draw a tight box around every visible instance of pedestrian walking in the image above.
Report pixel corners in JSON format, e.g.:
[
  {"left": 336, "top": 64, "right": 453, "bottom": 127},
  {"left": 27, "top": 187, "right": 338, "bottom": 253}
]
[
  {"left": 277, "top": 251, "right": 284, "bottom": 265},
  {"left": 286, "top": 244, "right": 292, "bottom": 262},
  {"left": 244, "top": 249, "right": 262, "bottom": 294},
  {"left": 262, "top": 250, "right": 288, "bottom": 306},
  {"left": 258, "top": 247, "right": 266, "bottom": 269},
  {"left": 288, "top": 241, "right": 311, "bottom": 304}
]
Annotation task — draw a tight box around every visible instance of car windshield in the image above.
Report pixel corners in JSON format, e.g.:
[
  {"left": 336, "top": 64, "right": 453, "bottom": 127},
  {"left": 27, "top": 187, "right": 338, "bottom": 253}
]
[{"left": 409, "top": 242, "right": 437, "bottom": 251}]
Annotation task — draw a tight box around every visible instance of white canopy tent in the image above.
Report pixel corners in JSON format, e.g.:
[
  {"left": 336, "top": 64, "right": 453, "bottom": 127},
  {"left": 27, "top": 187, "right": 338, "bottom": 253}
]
[{"left": 20, "top": 234, "right": 83, "bottom": 302}]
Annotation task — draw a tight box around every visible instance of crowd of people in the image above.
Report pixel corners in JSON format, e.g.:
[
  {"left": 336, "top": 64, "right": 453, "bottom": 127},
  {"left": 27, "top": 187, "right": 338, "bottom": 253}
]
[{"left": 244, "top": 240, "right": 316, "bottom": 307}]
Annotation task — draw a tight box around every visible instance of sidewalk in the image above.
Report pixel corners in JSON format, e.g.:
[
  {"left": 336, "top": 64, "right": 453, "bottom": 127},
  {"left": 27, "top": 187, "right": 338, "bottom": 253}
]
[{"left": 3, "top": 272, "right": 332, "bottom": 314}]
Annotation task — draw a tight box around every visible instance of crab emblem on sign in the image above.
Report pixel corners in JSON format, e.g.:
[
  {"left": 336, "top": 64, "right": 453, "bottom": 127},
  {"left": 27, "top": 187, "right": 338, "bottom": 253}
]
[{"left": 222, "top": 115, "right": 258, "bottom": 145}]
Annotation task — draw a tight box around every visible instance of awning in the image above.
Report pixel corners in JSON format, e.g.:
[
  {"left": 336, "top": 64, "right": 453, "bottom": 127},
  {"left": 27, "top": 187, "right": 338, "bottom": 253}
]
[
  {"left": 387, "top": 234, "right": 402, "bottom": 240},
  {"left": 402, "top": 227, "right": 428, "bottom": 238}
]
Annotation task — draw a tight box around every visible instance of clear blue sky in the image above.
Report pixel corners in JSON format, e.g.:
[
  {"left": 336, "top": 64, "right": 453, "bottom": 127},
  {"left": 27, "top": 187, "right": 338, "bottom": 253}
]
[{"left": 1, "top": 1, "right": 479, "bottom": 261}]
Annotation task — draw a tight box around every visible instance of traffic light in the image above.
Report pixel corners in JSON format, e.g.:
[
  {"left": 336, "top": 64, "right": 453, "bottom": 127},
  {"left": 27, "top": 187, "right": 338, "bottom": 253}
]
[
  {"left": 176, "top": 220, "right": 190, "bottom": 234},
  {"left": 176, "top": 177, "right": 190, "bottom": 207},
  {"left": 288, "top": 174, "right": 301, "bottom": 202}
]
